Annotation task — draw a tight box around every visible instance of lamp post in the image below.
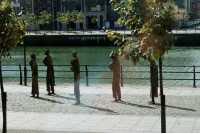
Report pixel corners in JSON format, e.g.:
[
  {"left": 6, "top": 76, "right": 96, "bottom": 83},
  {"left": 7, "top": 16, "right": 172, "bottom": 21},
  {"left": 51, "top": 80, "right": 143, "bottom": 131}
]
[
  {"left": 20, "top": 7, "right": 27, "bottom": 86},
  {"left": 0, "top": 58, "right": 7, "bottom": 133}
]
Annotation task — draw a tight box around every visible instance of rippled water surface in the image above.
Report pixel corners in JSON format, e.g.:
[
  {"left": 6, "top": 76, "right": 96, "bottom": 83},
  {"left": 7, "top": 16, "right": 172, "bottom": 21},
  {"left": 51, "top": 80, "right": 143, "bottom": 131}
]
[{"left": 2, "top": 46, "right": 200, "bottom": 86}]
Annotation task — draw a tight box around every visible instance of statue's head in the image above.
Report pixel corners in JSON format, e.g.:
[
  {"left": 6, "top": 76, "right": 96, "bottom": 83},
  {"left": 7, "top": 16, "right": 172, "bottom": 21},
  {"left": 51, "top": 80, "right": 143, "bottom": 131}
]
[
  {"left": 72, "top": 51, "right": 77, "bottom": 57},
  {"left": 31, "top": 54, "right": 36, "bottom": 60},
  {"left": 45, "top": 50, "right": 50, "bottom": 55}
]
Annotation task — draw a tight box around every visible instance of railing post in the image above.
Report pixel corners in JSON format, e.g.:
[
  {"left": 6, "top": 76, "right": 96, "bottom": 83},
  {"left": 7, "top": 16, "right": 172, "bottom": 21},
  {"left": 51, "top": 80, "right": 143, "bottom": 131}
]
[
  {"left": 24, "top": 65, "right": 27, "bottom": 86},
  {"left": 161, "top": 94, "right": 166, "bottom": 133},
  {"left": 159, "top": 58, "right": 166, "bottom": 133},
  {"left": 2, "top": 92, "right": 7, "bottom": 133},
  {"left": 193, "top": 65, "right": 196, "bottom": 88},
  {"left": 85, "top": 65, "right": 89, "bottom": 86},
  {"left": 19, "top": 64, "right": 22, "bottom": 85},
  {"left": 120, "top": 65, "right": 124, "bottom": 87}
]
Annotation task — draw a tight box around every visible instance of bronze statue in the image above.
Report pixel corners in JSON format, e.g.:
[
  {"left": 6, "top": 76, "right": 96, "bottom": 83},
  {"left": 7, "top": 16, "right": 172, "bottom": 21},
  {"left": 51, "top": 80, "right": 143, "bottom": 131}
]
[
  {"left": 29, "top": 54, "right": 39, "bottom": 98},
  {"left": 43, "top": 50, "right": 55, "bottom": 95},
  {"left": 109, "top": 52, "right": 121, "bottom": 102},
  {"left": 150, "top": 60, "right": 158, "bottom": 104}
]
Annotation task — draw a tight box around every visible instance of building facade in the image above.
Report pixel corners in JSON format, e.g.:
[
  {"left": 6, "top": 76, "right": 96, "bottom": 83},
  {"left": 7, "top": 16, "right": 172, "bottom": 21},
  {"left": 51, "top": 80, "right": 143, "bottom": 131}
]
[
  {"left": 191, "top": 0, "right": 200, "bottom": 19},
  {"left": 12, "top": 0, "right": 117, "bottom": 30},
  {"left": 13, "top": 0, "right": 197, "bottom": 30},
  {"left": 175, "top": 0, "right": 200, "bottom": 19}
]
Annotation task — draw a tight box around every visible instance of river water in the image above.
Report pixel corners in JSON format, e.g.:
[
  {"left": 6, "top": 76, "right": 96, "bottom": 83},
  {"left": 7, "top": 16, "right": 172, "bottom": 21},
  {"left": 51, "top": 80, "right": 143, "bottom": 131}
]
[{"left": 2, "top": 46, "right": 200, "bottom": 87}]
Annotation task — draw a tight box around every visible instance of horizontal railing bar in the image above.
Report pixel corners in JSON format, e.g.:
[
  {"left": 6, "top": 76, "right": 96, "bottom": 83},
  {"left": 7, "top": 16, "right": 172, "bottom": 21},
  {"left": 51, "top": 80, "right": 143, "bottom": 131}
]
[
  {"left": 2, "top": 70, "right": 197, "bottom": 74},
  {"left": 7, "top": 64, "right": 200, "bottom": 67}
]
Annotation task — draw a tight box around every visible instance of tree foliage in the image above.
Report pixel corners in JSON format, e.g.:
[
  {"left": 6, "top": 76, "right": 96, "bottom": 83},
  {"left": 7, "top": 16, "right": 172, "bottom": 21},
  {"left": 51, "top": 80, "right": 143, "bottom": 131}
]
[
  {"left": 37, "top": 10, "right": 52, "bottom": 25},
  {"left": 57, "top": 11, "right": 84, "bottom": 24},
  {"left": 20, "top": 12, "right": 36, "bottom": 27},
  {"left": 0, "top": 0, "right": 26, "bottom": 57},
  {"left": 21, "top": 10, "right": 52, "bottom": 28},
  {"left": 107, "top": 0, "right": 177, "bottom": 62}
]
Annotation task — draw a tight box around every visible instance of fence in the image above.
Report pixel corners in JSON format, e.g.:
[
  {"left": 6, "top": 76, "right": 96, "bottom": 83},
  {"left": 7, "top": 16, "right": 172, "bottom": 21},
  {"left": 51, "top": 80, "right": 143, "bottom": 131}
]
[{"left": 1, "top": 64, "right": 200, "bottom": 87}]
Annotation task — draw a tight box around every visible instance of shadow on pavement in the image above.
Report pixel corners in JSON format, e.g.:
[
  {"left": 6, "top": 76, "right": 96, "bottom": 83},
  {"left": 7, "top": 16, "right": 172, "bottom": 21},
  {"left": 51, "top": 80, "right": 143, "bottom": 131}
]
[
  {"left": 119, "top": 101, "right": 156, "bottom": 109},
  {"left": 155, "top": 103, "right": 196, "bottom": 112},
  {"left": 52, "top": 94, "right": 75, "bottom": 101},
  {"left": 35, "top": 97, "right": 64, "bottom": 104},
  {"left": 80, "top": 104, "right": 118, "bottom": 114}
]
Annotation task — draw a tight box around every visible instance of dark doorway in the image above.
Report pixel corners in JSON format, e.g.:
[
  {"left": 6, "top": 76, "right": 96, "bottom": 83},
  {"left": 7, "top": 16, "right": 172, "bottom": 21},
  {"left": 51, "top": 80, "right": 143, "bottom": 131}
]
[
  {"left": 86, "top": 16, "right": 98, "bottom": 29},
  {"left": 100, "top": 15, "right": 103, "bottom": 29}
]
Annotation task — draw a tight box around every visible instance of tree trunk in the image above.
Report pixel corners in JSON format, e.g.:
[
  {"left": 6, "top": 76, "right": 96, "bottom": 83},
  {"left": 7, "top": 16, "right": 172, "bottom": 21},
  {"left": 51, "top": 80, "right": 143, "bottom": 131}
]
[
  {"left": 0, "top": 57, "right": 7, "bottom": 133},
  {"left": 159, "top": 58, "right": 163, "bottom": 96}
]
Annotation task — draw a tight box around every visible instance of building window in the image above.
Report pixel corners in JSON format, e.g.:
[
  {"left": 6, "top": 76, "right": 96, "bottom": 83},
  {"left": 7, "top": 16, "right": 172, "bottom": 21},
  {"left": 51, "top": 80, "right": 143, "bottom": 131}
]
[{"left": 85, "top": 0, "right": 105, "bottom": 12}]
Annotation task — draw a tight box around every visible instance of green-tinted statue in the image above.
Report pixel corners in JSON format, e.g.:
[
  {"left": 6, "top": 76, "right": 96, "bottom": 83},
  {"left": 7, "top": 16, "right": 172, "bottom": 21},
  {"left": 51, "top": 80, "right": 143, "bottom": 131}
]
[{"left": 70, "top": 51, "right": 80, "bottom": 105}]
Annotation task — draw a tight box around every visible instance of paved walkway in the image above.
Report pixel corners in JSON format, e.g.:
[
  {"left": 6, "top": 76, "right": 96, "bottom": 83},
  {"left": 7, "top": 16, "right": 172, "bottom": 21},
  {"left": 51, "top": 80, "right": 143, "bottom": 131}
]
[
  {"left": 0, "top": 112, "right": 200, "bottom": 133},
  {"left": 0, "top": 82, "right": 200, "bottom": 132},
  {"left": 3, "top": 82, "right": 200, "bottom": 96}
]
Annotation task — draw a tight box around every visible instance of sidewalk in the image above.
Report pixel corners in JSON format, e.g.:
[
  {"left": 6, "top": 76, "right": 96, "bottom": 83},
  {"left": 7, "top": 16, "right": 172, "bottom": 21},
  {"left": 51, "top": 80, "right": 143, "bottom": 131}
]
[
  {"left": 3, "top": 82, "right": 200, "bottom": 96},
  {"left": 0, "top": 82, "right": 200, "bottom": 132},
  {"left": 0, "top": 112, "right": 200, "bottom": 133}
]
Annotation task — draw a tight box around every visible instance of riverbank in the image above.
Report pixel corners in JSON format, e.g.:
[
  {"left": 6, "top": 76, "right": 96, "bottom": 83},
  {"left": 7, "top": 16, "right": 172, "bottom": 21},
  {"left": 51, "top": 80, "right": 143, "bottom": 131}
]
[{"left": 23, "top": 30, "right": 200, "bottom": 46}]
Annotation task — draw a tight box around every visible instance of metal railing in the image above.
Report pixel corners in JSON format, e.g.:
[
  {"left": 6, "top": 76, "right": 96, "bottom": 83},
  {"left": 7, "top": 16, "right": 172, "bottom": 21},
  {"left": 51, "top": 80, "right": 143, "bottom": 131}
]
[{"left": 1, "top": 64, "right": 200, "bottom": 87}]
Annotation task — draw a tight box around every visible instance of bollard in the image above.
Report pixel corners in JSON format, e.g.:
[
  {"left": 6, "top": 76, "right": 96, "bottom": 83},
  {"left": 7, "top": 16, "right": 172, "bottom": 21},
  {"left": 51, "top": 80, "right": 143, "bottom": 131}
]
[
  {"left": 2, "top": 92, "right": 7, "bottom": 133},
  {"left": 193, "top": 65, "right": 196, "bottom": 88},
  {"left": 120, "top": 65, "right": 124, "bottom": 87},
  {"left": 24, "top": 66, "right": 27, "bottom": 86},
  {"left": 19, "top": 64, "right": 22, "bottom": 85},
  {"left": 85, "top": 65, "right": 89, "bottom": 86},
  {"left": 161, "top": 94, "right": 166, "bottom": 133}
]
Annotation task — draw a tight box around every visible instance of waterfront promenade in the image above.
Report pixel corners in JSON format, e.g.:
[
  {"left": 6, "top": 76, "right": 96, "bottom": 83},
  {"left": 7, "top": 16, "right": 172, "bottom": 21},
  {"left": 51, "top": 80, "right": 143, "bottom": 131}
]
[{"left": 0, "top": 82, "right": 200, "bottom": 132}]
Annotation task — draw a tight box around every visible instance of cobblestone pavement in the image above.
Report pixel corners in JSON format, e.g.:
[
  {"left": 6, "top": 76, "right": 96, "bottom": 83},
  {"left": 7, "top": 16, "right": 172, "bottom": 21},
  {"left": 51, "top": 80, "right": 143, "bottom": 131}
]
[
  {"left": 0, "top": 82, "right": 200, "bottom": 132},
  {"left": 0, "top": 82, "right": 199, "bottom": 116},
  {"left": 0, "top": 93, "right": 198, "bottom": 117}
]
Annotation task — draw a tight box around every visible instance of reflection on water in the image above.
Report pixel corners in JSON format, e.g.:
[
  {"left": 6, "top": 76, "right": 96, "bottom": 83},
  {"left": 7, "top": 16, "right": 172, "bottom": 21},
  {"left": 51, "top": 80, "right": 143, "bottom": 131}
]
[{"left": 2, "top": 46, "right": 200, "bottom": 86}]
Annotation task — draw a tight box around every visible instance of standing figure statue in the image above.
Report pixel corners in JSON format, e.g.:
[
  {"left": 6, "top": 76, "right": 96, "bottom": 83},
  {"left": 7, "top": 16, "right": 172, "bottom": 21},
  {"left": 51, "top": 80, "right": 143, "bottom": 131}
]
[
  {"left": 150, "top": 60, "right": 158, "bottom": 104},
  {"left": 29, "top": 54, "right": 39, "bottom": 98},
  {"left": 70, "top": 51, "right": 80, "bottom": 105},
  {"left": 43, "top": 50, "right": 55, "bottom": 95},
  {"left": 109, "top": 52, "right": 122, "bottom": 102}
]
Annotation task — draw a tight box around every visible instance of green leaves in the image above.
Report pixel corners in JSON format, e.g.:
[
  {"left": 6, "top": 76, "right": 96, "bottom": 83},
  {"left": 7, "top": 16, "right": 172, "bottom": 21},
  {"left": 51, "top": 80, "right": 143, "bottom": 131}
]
[
  {"left": 0, "top": 0, "right": 10, "bottom": 12},
  {"left": 20, "top": 10, "right": 52, "bottom": 30},
  {"left": 57, "top": 11, "right": 84, "bottom": 24},
  {"left": 37, "top": 11, "right": 52, "bottom": 25},
  {"left": 0, "top": 0, "right": 26, "bottom": 57},
  {"left": 107, "top": 31, "right": 141, "bottom": 65},
  {"left": 110, "top": 0, "right": 142, "bottom": 31},
  {"left": 57, "top": 12, "right": 71, "bottom": 24},
  {"left": 108, "top": 0, "right": 176, "bottom": 64},
  {"left": 20, "top": 12, "right": 36, "bottom": 26}
]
